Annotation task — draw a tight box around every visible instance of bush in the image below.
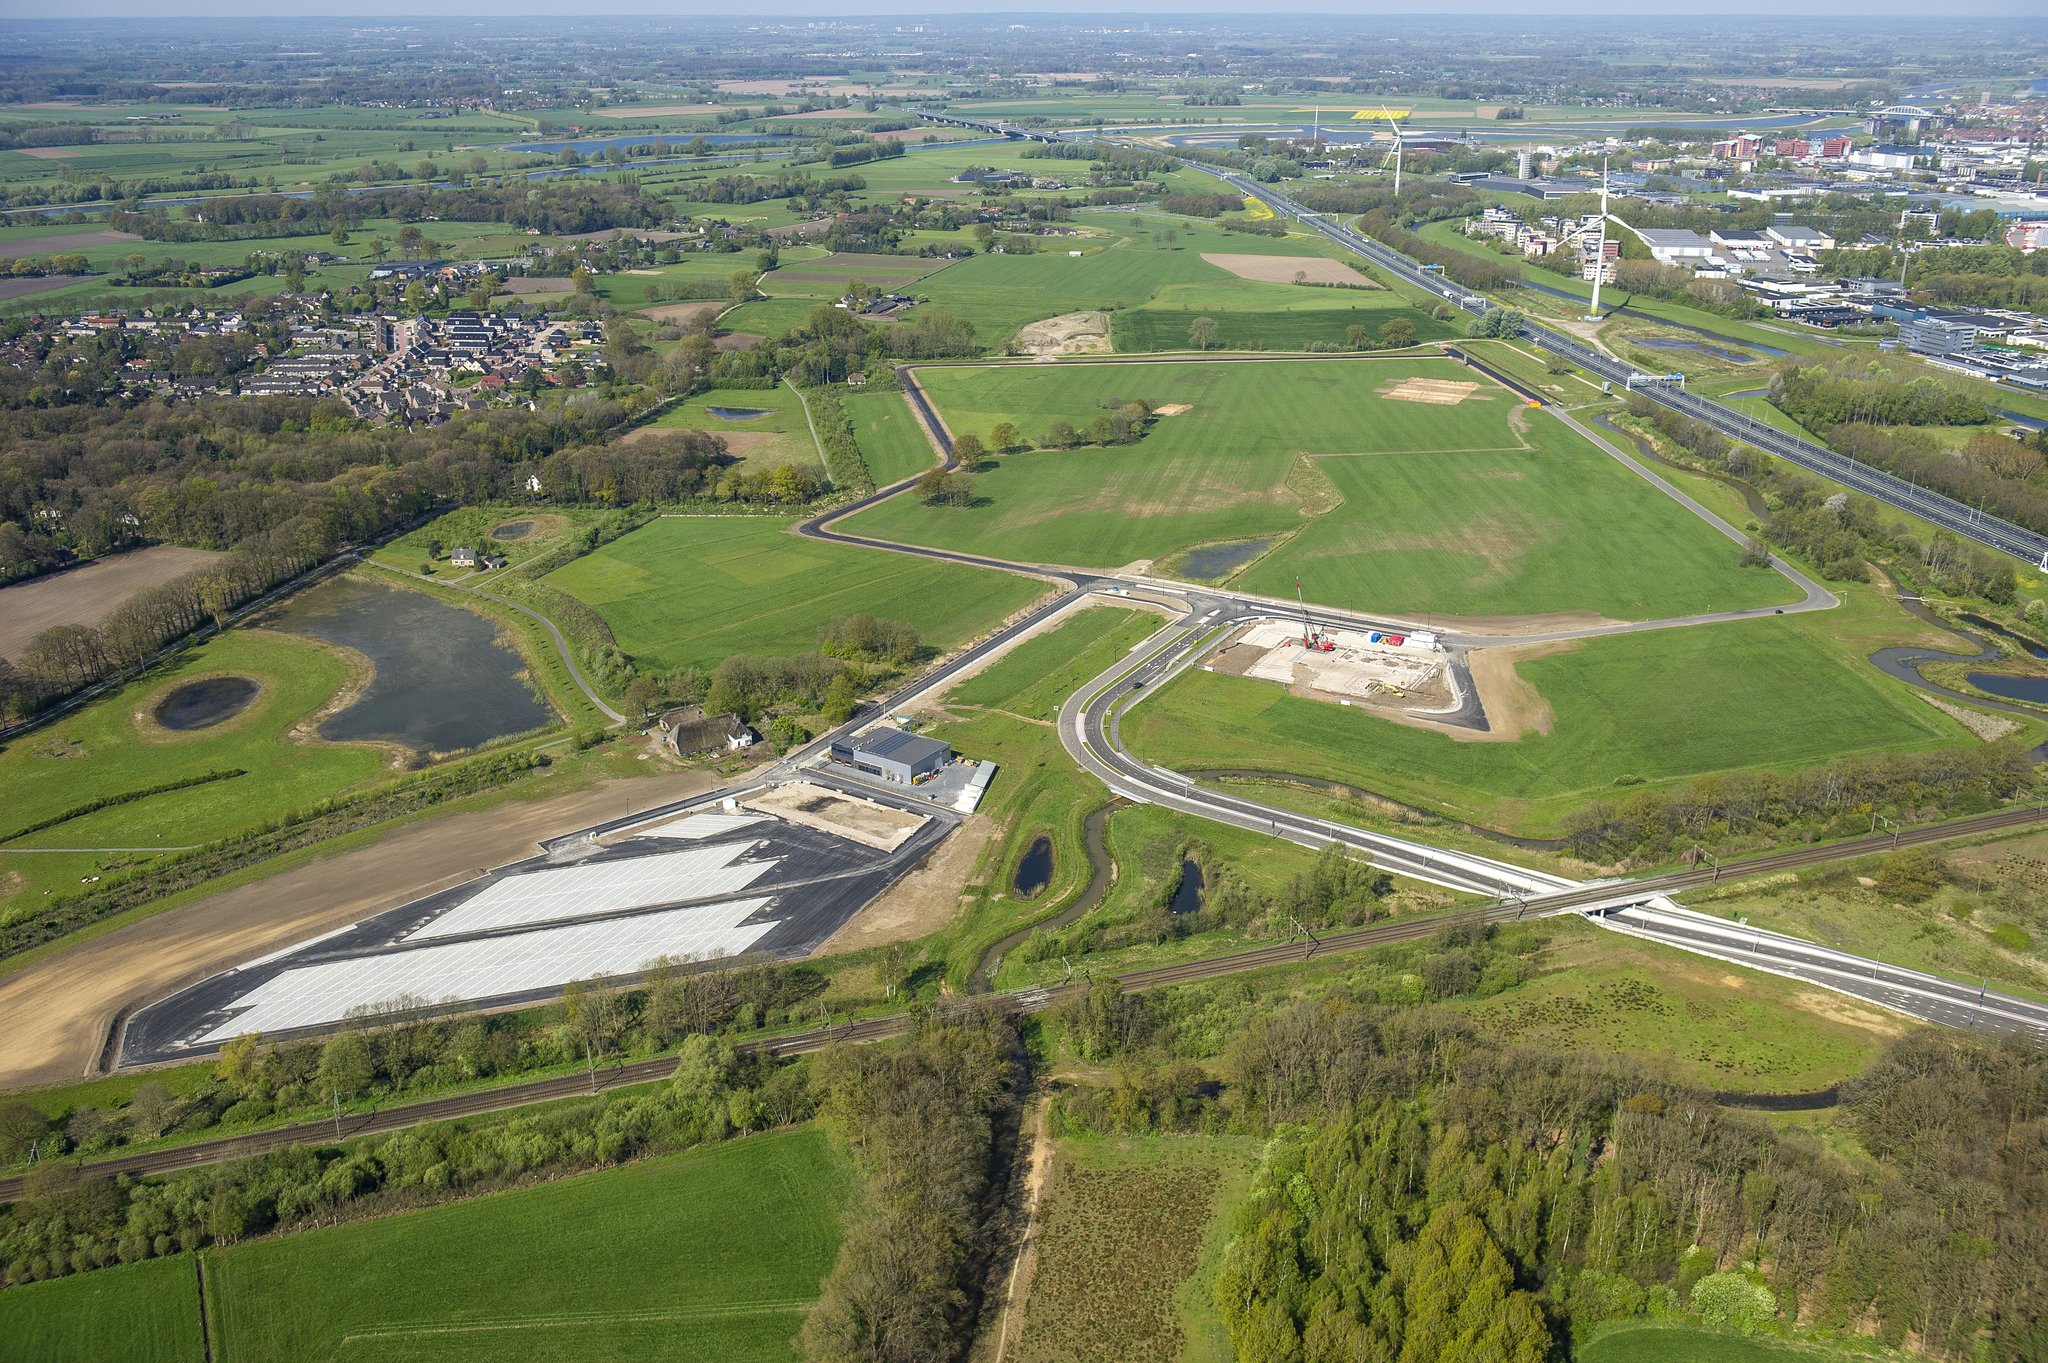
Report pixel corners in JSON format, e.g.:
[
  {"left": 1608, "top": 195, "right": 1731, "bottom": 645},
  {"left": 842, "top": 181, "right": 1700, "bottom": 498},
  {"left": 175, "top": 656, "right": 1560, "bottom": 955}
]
[{"left": 1688, "top": 1270, "right": 1777, "bottom": 1333}]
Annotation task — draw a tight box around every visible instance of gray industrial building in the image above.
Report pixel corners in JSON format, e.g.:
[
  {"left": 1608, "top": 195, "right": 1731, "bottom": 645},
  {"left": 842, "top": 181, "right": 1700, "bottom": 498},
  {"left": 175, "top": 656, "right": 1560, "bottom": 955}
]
[{"left": 829, "top": 727, "right": 953, "bottom": 785}]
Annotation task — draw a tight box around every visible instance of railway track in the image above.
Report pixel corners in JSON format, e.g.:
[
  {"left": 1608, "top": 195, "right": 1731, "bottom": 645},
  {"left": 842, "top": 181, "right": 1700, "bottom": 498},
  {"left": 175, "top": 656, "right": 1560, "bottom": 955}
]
[{"left": 6, "top": 796, "right": 2040, "bottom": 1201}]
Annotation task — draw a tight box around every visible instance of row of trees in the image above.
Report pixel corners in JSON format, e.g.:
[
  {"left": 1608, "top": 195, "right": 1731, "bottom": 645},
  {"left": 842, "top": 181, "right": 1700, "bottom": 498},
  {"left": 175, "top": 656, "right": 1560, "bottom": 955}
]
[
  {"left": 1771, "top": 356, "right": 1994, "bottom": 434},
  {"left": 1624, "top": 396, "right": 2026, "bottom": 601},
  {"left": 800, "top": 1011, "right": 1018, "bottom": 1363}
]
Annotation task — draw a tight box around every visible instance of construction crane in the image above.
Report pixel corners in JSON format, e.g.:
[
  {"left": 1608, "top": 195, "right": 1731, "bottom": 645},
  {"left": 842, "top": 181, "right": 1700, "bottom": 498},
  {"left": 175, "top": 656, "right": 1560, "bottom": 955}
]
[{"left": 1294, "top": 577, "right": 1335, "bottom": 651}]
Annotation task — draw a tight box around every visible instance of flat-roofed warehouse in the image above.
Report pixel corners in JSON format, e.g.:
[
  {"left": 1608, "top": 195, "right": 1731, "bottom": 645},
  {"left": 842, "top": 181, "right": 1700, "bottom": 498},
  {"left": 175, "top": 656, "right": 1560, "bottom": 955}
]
[{"left": 830, "top": 727, "right": 952, "bottom": 784}]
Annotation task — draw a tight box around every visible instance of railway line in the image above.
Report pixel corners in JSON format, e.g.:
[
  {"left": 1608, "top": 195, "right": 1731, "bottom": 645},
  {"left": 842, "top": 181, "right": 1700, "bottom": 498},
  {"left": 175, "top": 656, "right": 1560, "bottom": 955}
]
[{"left": 9, "top": 792, "right": 2045, "bottom": 1200}]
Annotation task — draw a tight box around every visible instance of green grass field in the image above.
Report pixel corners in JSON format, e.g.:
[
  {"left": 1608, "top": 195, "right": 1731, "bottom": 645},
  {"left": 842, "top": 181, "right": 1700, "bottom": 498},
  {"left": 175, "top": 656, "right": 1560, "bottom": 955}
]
[
  {"left": 1460, "top": 918, "right": 1890, "bottom": 1092},
  {"left": 1125, "top": 613, "right": 1961, "bottom": 834},
  {"left": 0, "top": 629, "right": 388, "bottom": 919},
  {"left": 851, "top": 358, "right": 1796, "bottom": 620},
  {"left": 0, "top": 1254, "right": 206, "bottom": 1363},
  {"left": 638, "top": 387, "right": 822, "bottom": 471},
  {"left": 542, "top": 514, "right": 1046, "bottom": 673},
  {"left": 843, "top": 390, "right": 939, "bottom": 486},
  {"left": 197, "top": 1127, "right": 850, "bottom": 1363},
  {"left": 948, "top": 603, "right": 1160, "bottom": 723}
]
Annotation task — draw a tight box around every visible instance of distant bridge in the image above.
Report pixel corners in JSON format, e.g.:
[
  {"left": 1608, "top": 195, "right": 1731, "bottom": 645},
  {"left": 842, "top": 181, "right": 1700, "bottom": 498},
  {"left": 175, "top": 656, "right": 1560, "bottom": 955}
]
[{"left": 907, "top": 107, "right": 1061, "bottom": 144}]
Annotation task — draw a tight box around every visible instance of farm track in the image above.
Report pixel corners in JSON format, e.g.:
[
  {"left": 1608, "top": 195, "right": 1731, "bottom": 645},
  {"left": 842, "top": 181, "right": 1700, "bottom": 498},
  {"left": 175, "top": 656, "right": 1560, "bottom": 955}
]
[{"left": 5, "top": 795, "right": 2041, "bottom": 1202}]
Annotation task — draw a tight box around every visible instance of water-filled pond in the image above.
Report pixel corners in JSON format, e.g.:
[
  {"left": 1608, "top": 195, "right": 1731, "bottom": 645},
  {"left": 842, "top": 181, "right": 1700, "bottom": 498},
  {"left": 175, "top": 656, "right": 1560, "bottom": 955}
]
[
  {"left": 268, "top": 575, "right": 551, "bottom": 755},
  {"left": 707, "top": 406, "right": 772, "bottom": 421},
  {"left": 1958, "top": 613, "right": 2048, "bottom": 661},
  {"left": 1013, "top": 835, "right": 1054, "bottom": 898},
  {"left": 1170, "top": 859, "right": 1206, "bottom": 915},
  {"left": 1178, "top": 539, "right": 1270, "bottom": 582},
  {"left": 1967, "top": 672, "right": 2048, "bottom": 705},
  {"left": 154, "top": 676, "right": 259, "bottom": 731}
]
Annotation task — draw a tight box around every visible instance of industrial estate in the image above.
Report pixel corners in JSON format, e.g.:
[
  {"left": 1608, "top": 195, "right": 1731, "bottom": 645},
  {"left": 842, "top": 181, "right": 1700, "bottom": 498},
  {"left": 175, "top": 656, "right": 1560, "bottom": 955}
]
[{"left": 2, "top": 11, "right": 2048, "bottom": 1363}]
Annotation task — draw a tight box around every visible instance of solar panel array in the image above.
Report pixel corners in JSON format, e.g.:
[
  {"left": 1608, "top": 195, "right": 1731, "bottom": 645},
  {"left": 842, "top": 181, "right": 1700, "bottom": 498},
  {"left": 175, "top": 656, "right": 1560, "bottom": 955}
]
[
  {"left": 633, "top": 811, "right": 764, "bottom": 842},
  {"left": 412, "top": 842, "right": 773, "bottom": 941},
  {"left": 195, "top": 897, "right": 778, "bottom": 1044}
]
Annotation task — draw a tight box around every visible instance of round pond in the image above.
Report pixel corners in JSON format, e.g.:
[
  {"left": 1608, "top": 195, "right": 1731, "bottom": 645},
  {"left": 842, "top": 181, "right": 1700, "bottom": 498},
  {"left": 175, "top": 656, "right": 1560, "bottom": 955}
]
[{"left": 154, "top": 676, "right": 259, "bottom": 731}]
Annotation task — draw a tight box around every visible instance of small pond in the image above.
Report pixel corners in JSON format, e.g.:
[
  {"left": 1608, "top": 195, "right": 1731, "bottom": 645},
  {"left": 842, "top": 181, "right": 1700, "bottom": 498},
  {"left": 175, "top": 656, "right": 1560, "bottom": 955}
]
[
  {"left": 154, "top": 676, "right": 259, "bottom": 731},
  {"left": 707, "top": 406, "right": 772, "bottom": 421},
  {"left": 1170, "top": 859, "right": 1206, "bottom": 915},
  {"left": 1633, "top": 336, "right": 1756, "bottom": 364},
  {"left": 1178, "top": 538, "right": 1270, "bottom": 582},
  {"left": 490, "top": 519, "right": 536, "bottom": 541},
  {"left": 1013, "top": 835, "right": 1054, "bottom": 898},
  {"left": 268, "top": 575, "right": 551, "bottom": 755},
  {"left": 1966, "top": 672, "right": 2048, "bottom": 706}
]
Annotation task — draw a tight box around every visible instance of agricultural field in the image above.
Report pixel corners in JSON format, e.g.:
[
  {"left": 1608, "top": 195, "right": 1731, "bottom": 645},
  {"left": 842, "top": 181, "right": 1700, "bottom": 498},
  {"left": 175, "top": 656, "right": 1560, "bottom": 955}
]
[
  {"left": 1010, "top": 1134, "right": 1257, "bottom": 1363},
  {"left": 630, "top": 386, "right": 822, "bottom": 471},
  {"left": 1124, "top": 610, "right": 1967, "bottom": 835},
  {"left": 0, "top": 628, "right": 388, "bottom": 918},
  {"left": 542, "top": 514, "right": 1046, "bottom": 673},
  {"left": 1458, "top": 918, "right": 1895, "bottom": 1093},
  {"left": 854, "top": 357, "right": 1797, "bottom": 620},
  {"left": 130, "top": 1128, "right": 848, "bottom": 1363},
  {"left": 843, "top": 390, "right": 939, "bottom": 486},
  {"left": 0, "top": 1254, "right": 205, "bottom": 1363},
  {"left": 0, "top": 546, "right": 224, "bottom": 660},
  {"left": 901, "top": 210, "right": 1438, "bottom": 351}
]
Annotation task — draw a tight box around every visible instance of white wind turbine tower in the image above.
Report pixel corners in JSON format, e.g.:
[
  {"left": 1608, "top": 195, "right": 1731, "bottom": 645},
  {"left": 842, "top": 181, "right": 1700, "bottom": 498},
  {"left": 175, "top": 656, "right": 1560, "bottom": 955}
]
[
  {"left": 1380, "top": 108, "right": 1404, "bottom": 195},
  {"left": 1585, "top": 155, "right": 1612, "bottom": 321}
]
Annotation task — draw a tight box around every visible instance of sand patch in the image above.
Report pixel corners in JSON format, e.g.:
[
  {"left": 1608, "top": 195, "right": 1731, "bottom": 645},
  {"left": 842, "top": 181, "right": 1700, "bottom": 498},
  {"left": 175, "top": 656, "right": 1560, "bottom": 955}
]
[
  {"left": 1201, "top": 252, "right": 1375, "bottom": 286},
  {"left": 1462, "top": 639, "right": 1573, "bottom": 742},
  {"left": 1791, "top": 989, "right": 1910, "bottom": 1037},
  {"left": 618, "top": 426, "right": 775, "bottom": 456},
  {"left": 1381, "top": 376, "right": 1482, "bottom": 405},
  {"left": 815, "top": 812, "right": 992, "bottom": 952},
  {"left": 714, "top": 332, "right": 764, "bottom": 351},
  {"left": 1, "top": 546, "right": 226, "bottom": 660},
  {"left": 593, "top": 103, "right": 721, "bottom": 118},
  {"left": 1432, "top": 609, "right": 1624, "bottom": 636},
  {"left": 640, "top": 300, "right": 727, "bottom": 324},
  {"left": 1012, "top": 310, "right": 1111, "bottom": 357},
  {"left": 743, "top": 779, "right": 927, "bottom": 852},
  {"left": 1153, "top": 403, "right": 1193, "bottom": 416},
  {"left": 15, "top": 146, "right": 80, "bottom": 160}
]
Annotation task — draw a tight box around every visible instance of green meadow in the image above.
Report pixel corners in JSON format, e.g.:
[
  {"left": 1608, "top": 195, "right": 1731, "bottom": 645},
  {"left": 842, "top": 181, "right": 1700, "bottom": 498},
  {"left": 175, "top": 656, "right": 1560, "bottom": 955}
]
[
  {"left": 1124, "top": 613, "right": 1963, "bottom": 834},
  {"left": 851, "top": 357, "right": 1795, "bottom": 619},
  {"left": 543, "top": 514, "right": 1046, "bottom": 673}
]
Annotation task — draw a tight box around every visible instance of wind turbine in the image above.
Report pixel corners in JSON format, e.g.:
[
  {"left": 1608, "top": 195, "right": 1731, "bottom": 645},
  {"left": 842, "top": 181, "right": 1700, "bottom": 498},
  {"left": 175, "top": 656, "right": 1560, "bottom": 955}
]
[
  {"left": 1378, "top": 108, "right": 1404, "bottom": 195},
  {"left": 1584, "top": 156, "right": 1612, "bottom": 321}
]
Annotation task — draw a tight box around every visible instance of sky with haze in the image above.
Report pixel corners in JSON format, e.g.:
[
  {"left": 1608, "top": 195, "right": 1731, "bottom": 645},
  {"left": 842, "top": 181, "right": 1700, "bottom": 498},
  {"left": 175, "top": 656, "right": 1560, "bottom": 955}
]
[{"left": 25, "top": 2, "right": 2048, "bottom": 18}]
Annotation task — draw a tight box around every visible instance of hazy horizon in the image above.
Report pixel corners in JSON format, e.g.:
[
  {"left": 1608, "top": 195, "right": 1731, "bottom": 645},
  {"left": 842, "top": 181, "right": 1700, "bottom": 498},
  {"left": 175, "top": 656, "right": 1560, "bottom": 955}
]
[{"left": 12, "top": 2, "right": 2047, "bottom": 19}]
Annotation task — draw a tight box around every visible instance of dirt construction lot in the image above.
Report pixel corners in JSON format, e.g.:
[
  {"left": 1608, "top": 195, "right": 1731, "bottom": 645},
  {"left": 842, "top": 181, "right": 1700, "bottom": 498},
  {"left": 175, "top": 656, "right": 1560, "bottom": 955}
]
[
  {"left": 0, "top": 766, "right": 722, "bottom": 1089},
  {"left": 0, "top": 546, "right": 224, "bottom": 660},
  {"left": 1201, "top": 253, "right": 1373, "bottom": 286}
]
